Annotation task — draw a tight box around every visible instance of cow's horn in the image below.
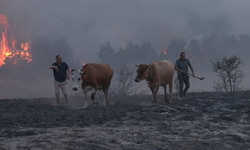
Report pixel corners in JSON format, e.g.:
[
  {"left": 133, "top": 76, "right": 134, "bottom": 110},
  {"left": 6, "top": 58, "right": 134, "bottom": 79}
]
[{"left": 135, "top": 64, "right": 139, "bottom": 67}]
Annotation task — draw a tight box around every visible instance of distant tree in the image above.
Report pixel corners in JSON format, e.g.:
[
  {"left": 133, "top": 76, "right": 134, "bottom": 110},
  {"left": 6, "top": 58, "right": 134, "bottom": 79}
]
[
  {"left": 160, "top": 38, "right": 186, "bottom": 62},
  {"left": 98, "top": 41, "right": 114, "bottom": 65},
  {"left": 211, "top": 55, "right": 244, "bottom": 95},
  {"left": 140, "top": 42, "right": 157, "bottom": 63},
  {"left": 52, "top": 38, "right": 74, "bottom": 66},
  {"left": 30, "top": 37, "right": 53, "bottom": 68},
  {"left": 201, "top": 33, "right": 219, "bottom": 54},
  {"left": 113, "top": 41, "right": 141, "bottom": 69},
  {"left": 116, "top": 65, "right": 136, "bottom": 95},
  {"left": 167, "top": 39, "right": 186, "bottom": 54},
  {"left": 113, "top": 47, "right": 126, "bottom": 69},
  {"left": 29, "top": 37, "right": 75, "bottom": 70},
  {"left": 188, "top": 39, "right": 201, "bottom": 52},
  {"left": 237, "top": 33, "right": 250, "bottom": 50},
  {"left": 125, "top": 41, "right": 141, "bottom": 59},
  {"left": 222, "top": 34, "right": 237, "bottom": 47}
]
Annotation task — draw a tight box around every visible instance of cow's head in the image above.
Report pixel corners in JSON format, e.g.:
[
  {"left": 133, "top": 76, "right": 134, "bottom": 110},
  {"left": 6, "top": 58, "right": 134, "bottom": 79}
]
[
  {"left": 71, "top": 69, "right": 83, "bottom": 91},
  {"left": 134, "top": 64, "right": 149, "bottom": 82}
]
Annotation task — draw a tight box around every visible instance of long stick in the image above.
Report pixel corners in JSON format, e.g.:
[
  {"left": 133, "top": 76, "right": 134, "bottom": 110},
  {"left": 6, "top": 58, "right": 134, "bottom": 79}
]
[{"left": 178, "top": 70, "right": 204, "bottom": 80}]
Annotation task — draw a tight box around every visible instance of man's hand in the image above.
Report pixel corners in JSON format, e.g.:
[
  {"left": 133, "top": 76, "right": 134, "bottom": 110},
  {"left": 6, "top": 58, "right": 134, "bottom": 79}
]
[
  {"left": 192, "top": 72, "right": 195, "bottom": 77},
  {"left": 67, "top": 74, "right": 70, "bottom": 80},
  {"left": 54, "top": 66, "right": 59, "bottom": 72}
]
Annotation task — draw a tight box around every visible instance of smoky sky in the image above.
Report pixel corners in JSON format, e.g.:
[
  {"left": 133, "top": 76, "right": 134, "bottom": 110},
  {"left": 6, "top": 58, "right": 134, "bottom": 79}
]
[{"left": 1, "top": 0, "right": 250, "bottom": 62}]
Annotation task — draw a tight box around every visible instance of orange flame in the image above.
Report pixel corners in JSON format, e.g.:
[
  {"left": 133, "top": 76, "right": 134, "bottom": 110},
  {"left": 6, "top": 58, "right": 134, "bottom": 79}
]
[
  {"left": 163, "top": 47, "right": 167, "bottom": 55},
  {"left": 190, "top": 57, "right": 197, "bottom": 61},
  {"left": 0, "top": 14, "right": 32, "bottom": 67},
  {"left": 83, "top": 61, "right": 85, "bottom": 66}
]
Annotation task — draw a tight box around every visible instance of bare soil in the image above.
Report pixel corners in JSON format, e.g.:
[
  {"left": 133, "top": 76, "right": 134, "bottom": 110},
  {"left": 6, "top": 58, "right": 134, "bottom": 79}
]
[{"left": 0, "top": 92, "right": 250, "bottom": 150}]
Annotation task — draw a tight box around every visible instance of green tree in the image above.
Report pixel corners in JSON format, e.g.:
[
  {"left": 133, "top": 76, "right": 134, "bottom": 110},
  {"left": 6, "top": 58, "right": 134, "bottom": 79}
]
[
  {"left": 140, "top": 41, "right": 157, "bottom": 63},
  {"left": 52, "top": 38, "right": 75, "bottom": 66},
  {"left": 237, "top": 33, "right": 250, "bottom": 50},
  {"left": 160, "top": 38, "right": 186, "bottom": 62},
  {"left": 188, "top": 39, "right": 201, "bottom": 52},
  {"left": 98, "top": 41, "right": 114, "bottom": 65}
]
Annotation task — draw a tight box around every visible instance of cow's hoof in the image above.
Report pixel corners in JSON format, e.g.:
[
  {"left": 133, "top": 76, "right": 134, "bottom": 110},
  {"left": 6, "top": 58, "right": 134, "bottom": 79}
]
[
  {"left": 105, "top": 103, "right": 111, "bottom": 107},
  {"left": 151, "top": 101, "right": 157, "bottom": 104},
  {"left": 93, "top": 101, "right": 99, "bottom": 105},
  {"left": 91, "top": 93, "right": 95, "bottom": 100}
]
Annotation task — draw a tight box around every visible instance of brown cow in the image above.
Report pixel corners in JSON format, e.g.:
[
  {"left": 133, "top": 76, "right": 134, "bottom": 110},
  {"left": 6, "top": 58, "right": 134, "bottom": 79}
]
[
  {"left": 71, "top": 63, "right": 113, "bottom": 108},
  {"left": 135, "top": 60, "right": 174, "bottom": 103}
]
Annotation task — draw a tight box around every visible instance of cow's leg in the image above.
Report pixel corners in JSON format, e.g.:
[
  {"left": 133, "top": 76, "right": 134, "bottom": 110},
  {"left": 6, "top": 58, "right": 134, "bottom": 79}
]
[
  {"left": 153, "top": 84, "right": 160, "bottom": 103},
  {"left": 163, "top": 85, "right": 168, "bottom": 102},
  {"left": 90, "top": 83, "right": 99, "bottom": 104},
  {"left": 169, "top": 80, "right": 173, "bottom": 103},
  {"left": 149, "top": 83, "right": 156, "bottom": 103},
  {"left": 83, "top": 89, "right": 88, "bottom": 108},
  {"left": 91, "top": 89, "right": 98, "bottom": 104},
  {"left": 149, "top": 83, "right": 159, "bottom": 103},
  {"left": 103, "top": 87, "right": 110, "bottom": 106}
]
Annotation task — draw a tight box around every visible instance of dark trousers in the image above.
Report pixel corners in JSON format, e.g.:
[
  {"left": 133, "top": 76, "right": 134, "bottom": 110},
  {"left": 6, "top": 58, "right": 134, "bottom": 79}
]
[{"left": 178, "top": 76, "right": 190, "bottom": 97}]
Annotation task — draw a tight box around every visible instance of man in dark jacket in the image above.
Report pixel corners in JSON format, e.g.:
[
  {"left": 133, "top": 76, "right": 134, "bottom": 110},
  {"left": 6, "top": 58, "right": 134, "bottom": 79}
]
[
  {"left": 50, "top": 55, "right": 70, "bottom": 104},
  {"left": 174, "top": 52, "right": 195, "bottom": 99}
]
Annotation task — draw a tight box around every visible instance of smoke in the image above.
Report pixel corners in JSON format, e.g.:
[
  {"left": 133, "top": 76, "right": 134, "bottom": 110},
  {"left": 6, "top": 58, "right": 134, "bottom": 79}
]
[
  {"left": 1, "top": 0, "right": 250, "bottom": 97},
  {"left": 2, "top": 1, "right": 250, "bottom": 57}
]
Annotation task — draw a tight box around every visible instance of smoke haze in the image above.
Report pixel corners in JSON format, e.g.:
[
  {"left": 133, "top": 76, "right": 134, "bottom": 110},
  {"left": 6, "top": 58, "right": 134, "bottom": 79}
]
[{"left": 1, "top": 0, "right": 250, "bottom": 97}]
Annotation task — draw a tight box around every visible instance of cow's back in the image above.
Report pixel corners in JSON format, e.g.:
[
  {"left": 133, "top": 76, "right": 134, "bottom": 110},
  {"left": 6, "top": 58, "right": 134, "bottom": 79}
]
[
  {"left": 83, "top": 63, "right": 113, "bottom": 87},
  {"left": 149, "top": 60, "right": 174, "bottom": 85}
]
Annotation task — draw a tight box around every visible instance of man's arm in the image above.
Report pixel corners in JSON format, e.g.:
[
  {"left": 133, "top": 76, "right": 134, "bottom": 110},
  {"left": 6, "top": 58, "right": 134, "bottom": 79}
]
[
  {"left": 175, "top": 66, "right": 184, "bottom": 72},
  {"left": 50, "top": 66, "right": 58, "bottom": 71},
  {"left": 65, "top": 63, "right": 70, "bottom": 79},
  {"left": 189, "top": 65, "right": 194, "bottom": 73},
  {"left": 174, "top": 60, "right": 184, "bottom": 72},
  {"left": 50, "top": 63, "right": 59, "bottom": 71},
  {"left": 50, "top": 63, "right": 55, "bottom": 69},
  {"left": 188, "top": 60, "right": 195, "bottom": 76},
  {"left": 67, "top": 69, "right": 70, "bottom": 76},
  {"left": 50, "top": 66, "right": 56, "bottom": 69}
]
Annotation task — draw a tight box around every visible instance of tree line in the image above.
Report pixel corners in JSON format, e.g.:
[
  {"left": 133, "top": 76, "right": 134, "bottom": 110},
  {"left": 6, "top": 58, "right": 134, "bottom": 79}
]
[
  {"left": 98, "top": 33, "right": 250, "bottom": 70},
  {"left": 1, "top": 32, "right": 250, "bottom": 71},
  {"left": 0, "top": 32, "right": 249, "bottom": 94}
]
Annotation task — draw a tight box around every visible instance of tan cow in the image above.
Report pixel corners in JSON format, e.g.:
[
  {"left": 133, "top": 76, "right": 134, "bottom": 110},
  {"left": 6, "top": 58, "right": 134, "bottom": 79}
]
[
  {"left": 71, "top": 63, "right": 113, "bottom": 108},
  {"left": 135, "top": 60, "right": 174, "bottom": 103}
]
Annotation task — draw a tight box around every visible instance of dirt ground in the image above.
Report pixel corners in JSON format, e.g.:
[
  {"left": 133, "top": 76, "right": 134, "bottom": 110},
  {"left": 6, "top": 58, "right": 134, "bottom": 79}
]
[{"left": 0, "top": 92, "right": 250, "bottom": 150}]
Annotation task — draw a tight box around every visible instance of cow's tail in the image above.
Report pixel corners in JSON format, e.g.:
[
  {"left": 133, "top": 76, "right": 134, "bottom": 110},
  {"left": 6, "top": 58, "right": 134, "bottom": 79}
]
[
  {"left": 107, "top": 65, "right": 114, "bottom": 89},
  {"left": 169, "top": 76, "right": 174, "bottom": 102}
]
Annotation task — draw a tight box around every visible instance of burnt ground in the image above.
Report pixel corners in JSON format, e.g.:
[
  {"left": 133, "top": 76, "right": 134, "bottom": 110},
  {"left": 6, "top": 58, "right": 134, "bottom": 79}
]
[{"left": 0, "top": 92, "right": 250, "bottom": 150}]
